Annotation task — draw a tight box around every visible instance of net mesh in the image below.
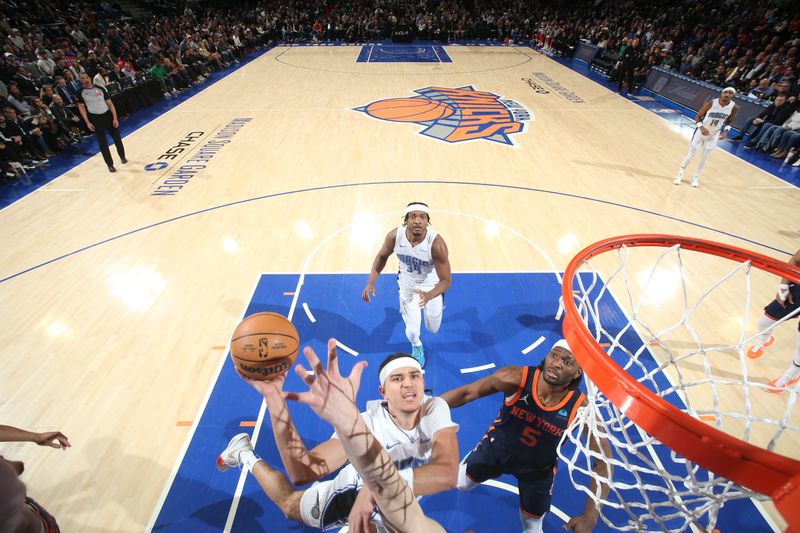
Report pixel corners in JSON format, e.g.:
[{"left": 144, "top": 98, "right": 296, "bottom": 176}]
[{"left": 558, "top": 242, "right": 800, "bottom": 532}]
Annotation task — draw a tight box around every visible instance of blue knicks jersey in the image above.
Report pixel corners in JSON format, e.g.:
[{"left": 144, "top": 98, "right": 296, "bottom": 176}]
[{"left": 486, "top": 366, "right": 585, "bottom": 472}]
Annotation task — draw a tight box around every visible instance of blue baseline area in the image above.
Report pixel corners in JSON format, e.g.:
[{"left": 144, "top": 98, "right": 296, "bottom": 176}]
[
  {"left": 150, "top": 272, "right": 769, "bottom": 532},
  {"left": 356, "top": 44, "right": 452, "bottom": 63}
]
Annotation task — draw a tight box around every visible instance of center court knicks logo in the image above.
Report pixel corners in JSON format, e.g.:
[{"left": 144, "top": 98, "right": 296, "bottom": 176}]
[{"left": 354, "top": 86, "right": 530, "bottom": 146}]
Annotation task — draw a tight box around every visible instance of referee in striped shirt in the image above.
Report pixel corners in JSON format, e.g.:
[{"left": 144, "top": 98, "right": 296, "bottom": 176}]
[{"left": 76, "top": 72, "right": 127, "bottom": 173}]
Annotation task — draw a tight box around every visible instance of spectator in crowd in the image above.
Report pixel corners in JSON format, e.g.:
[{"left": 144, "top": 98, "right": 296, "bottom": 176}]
[
  {"left": 7, "top": 83, "right": 32, "bottom": 115},
  {"left": 3, "top": 105, "right": 53, "bottom": 159},
  {"left": 749, "top": 78, "right": 775, "bottom": 100},
  {"left": 730, "top": 94, "right": 794, "bottom": 141},
  {"left": 747, "top": 107, "right": 800, "bottom": 153},
  {"left": 93, "top": 67, "right": 111, "bottom": 89},
  {"left": 36, "top": 50, "right": 56, "bottom": 77},
  {"left": 50, "top": 93, "right": 86, "bottom": 140},
  {"left": 62, "top": 70, "right": 82, "bottom": 95}
]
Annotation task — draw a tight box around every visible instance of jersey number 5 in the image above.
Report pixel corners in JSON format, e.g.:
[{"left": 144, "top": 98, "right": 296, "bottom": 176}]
[{"left": 520, "top": 426, "right": 542, "bottom": 447}]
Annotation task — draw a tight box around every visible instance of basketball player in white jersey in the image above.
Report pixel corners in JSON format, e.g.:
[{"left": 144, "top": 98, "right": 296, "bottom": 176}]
[
  {"left": 285, "top": 341, "right": 447, "bottom": 533},
  {"left": 362, "top": 202, "right": 452, "bottom": 367},
  {"left": 216, "top": 339, "right": 459, "bottom": 533},
  {"left": 674, "top": 87, "right": 738, "bottom": 187}
]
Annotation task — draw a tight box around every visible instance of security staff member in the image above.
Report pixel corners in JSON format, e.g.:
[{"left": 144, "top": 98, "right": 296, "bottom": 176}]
[{"left": 76, "top": 72, "right": 127, "bottom": 172}]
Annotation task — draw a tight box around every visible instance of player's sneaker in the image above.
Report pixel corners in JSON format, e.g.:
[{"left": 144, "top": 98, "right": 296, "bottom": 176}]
[
  {"left": 673, "top": 169, "right": 684, "bottom": 185},
  {"left": 766, "top": 373, "right": 800, "bottom": 393},
  {"left": 216, "top": 433, "right": 252, "bottom": 472},
  {"left": 746, "top": 335, "right": 775, "bottom": 359},
  {"left": 690, "top": 177, "right": 699, "bottom": 187},
  {"left": 411, "top": 344, "right": 425, "bottom": 367}
]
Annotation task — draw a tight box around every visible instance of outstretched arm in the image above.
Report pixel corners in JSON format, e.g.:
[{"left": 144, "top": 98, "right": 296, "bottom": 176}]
[
  {"left": 564, "top": 400, "right": 612, "bottom": 533},
  {"left": 0, "top": 425, "right": 70, "bottom": 450},
  {"left": 286, "top": 339, "right": 444, "bottom": 533},
  {"left": 439, "top": 365, "right": 523, "bottom": 409},
  {"left": 245, "top": 373, "right": 348, "bottom": 485},
  {"left": 362, "top": 229, "right": 397, "bottom": 303}
]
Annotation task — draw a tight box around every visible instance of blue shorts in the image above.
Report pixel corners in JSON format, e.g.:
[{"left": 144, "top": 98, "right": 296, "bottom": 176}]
[
  {"left": 464, "top": 437, "right": 555, "bottom": 518},
  {"left": 764, "top": 284, "right": 800, "bottom": 330}
]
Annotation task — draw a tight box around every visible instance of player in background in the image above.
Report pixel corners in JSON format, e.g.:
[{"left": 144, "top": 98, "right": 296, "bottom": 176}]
[
  {"left": 362, "top": 202, "right": 452, "bottom": 366},
  {"left": 746, "top": 247, "right": 800, "bottom": 392},
  {"left": 674, "top": 87, "right": 738, "bottom": 187}
]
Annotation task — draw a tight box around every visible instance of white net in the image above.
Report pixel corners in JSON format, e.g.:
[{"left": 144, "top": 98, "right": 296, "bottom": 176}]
[{"left": 557, "top": 242, "right": 800, "bottom": 532}]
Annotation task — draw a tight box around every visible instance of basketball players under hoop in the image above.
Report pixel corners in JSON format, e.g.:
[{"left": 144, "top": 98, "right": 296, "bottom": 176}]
[
  {"left": 362, "top": 202, "right": 452, "bottom": 367},
  {"left": 674, "top": 87, "right": 739, "bottom": 187}
]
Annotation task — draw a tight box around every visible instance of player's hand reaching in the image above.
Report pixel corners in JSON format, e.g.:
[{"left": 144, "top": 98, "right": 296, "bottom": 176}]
[
  {"left": 247, "top": 370, "right": 288, "bottom": 410},
  {"left": 563, "top": 510, "right": 598, "bottom": 533},
  {"left": 348, "top": 485, "right": 377, "bottom": 533},
  {"left": 777, "top": 283, "right": 793, "bottom": 307},
  {"left": 719, "top": 130, "right": 728, "bottom": 140},
  {"left": 413, "top": 288, "right": 431, "bottom": 307},
  {"left": 699, "top": 126, "right": 709, "bottom": 136},
  {"left": 285, "top": 338, "right": 368, "bottom": 429},
  {"left": 362, "top": 283, "right": 375, "bottom": 303},
  {"left": 33, "top": 432, "right": 70, "bottom": 450}
]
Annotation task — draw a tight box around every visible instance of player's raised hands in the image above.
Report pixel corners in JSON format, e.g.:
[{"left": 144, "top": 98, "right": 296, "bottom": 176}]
[
  {"left": 246, "top": 369, "right": 288, "bottom": 409},
  {"left": 285, "top": 338, "right": 368, "bottom": 429}
]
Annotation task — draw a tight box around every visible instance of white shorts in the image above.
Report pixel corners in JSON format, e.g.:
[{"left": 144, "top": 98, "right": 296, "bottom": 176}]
[
  {"left": 299, "top": 465, "right": 379, "bottom": 530},
  {"left": 690, "top": 128, "right": 720, "bottom": 150},
  {"left": 398, "top": 281, "right": 443, "bottom": 318}
]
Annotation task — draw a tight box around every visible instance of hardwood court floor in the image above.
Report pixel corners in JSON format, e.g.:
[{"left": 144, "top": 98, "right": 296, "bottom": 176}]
[{"left": 0, "top": 45, "right": 798, "bottom": 531}]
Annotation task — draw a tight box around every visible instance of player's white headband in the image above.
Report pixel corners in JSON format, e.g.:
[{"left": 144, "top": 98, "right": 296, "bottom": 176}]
[
  {"left": 551, "top": 339, "right": 572, "bottom": 353},
  {"left": 379, "top": 356, "right": 423, "bottom": 385},
  {"left": 404, "top": 203, "right": 430, "bottom": 215},
  {"left": 722, "top": 87, "right": 736, "bottom": 95}
]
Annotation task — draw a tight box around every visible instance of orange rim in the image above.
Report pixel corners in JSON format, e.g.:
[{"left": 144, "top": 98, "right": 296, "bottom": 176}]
[{"left": 561, "top": 234, "right": 800, "bottom": 525}]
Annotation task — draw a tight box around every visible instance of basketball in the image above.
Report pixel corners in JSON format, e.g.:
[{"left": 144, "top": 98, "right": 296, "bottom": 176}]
[
  {"left": 366, "top": 97, "right": 454, "bottom": 123},
  {"left": 230, "top": 312, "right": 299, "bottom": 380}
]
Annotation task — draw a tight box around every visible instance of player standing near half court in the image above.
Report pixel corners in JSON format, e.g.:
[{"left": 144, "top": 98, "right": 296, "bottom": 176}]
[
  {"left": 362, "top": 202, "right": 452, "bottom": 366},
  {"left": 674, "top": 87, "right": 738, "bottom": 187},
  {"left": 441, "top": 340, "right": 611, "bottom": 533},
  {"left": 746, "top": 247, "right": 800, "bottom": 392}
]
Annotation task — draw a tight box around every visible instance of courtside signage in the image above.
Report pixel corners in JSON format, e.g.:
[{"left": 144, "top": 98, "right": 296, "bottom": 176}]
[{"left": 147, "top": 118, "right": 253, "bottom": 196}]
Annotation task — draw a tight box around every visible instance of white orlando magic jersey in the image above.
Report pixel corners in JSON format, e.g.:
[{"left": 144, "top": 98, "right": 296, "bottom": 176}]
[
  {"left": 333, "top": 396, "right": 458, "bottom": 471},
  {"left": 394, "top": 225, "right": 440, "bottom": 287},
  {"left": 700, "top": 98, "right": 735, "bottom": 135}
]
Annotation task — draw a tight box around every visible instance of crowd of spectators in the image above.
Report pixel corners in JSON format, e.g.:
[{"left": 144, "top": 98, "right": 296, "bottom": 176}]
[
  {"left": 3, "top": 0, "right": 800, "bottom": 180},
  {"left": 0, "top": 0, "right": 272, "bottom": 181}
]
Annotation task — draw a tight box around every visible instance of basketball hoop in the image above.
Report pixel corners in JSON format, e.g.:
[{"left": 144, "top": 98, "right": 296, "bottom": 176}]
[{"left": 559, "top": 234, "right": 800, "bottom": 531}]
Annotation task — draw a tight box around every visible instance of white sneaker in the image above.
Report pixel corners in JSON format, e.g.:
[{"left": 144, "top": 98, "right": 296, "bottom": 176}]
[
  {"left": 794, "top": 158, "right": 800, "bottom": 167},
  {"left": 216, "top": 433, "right": 252, "bottom": 472},
  {"left": 690, "top": 177, "right": 699, "bottom": 187},
  {"left": 673, "top": 169, "right": 684, "bottom": 185}
]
